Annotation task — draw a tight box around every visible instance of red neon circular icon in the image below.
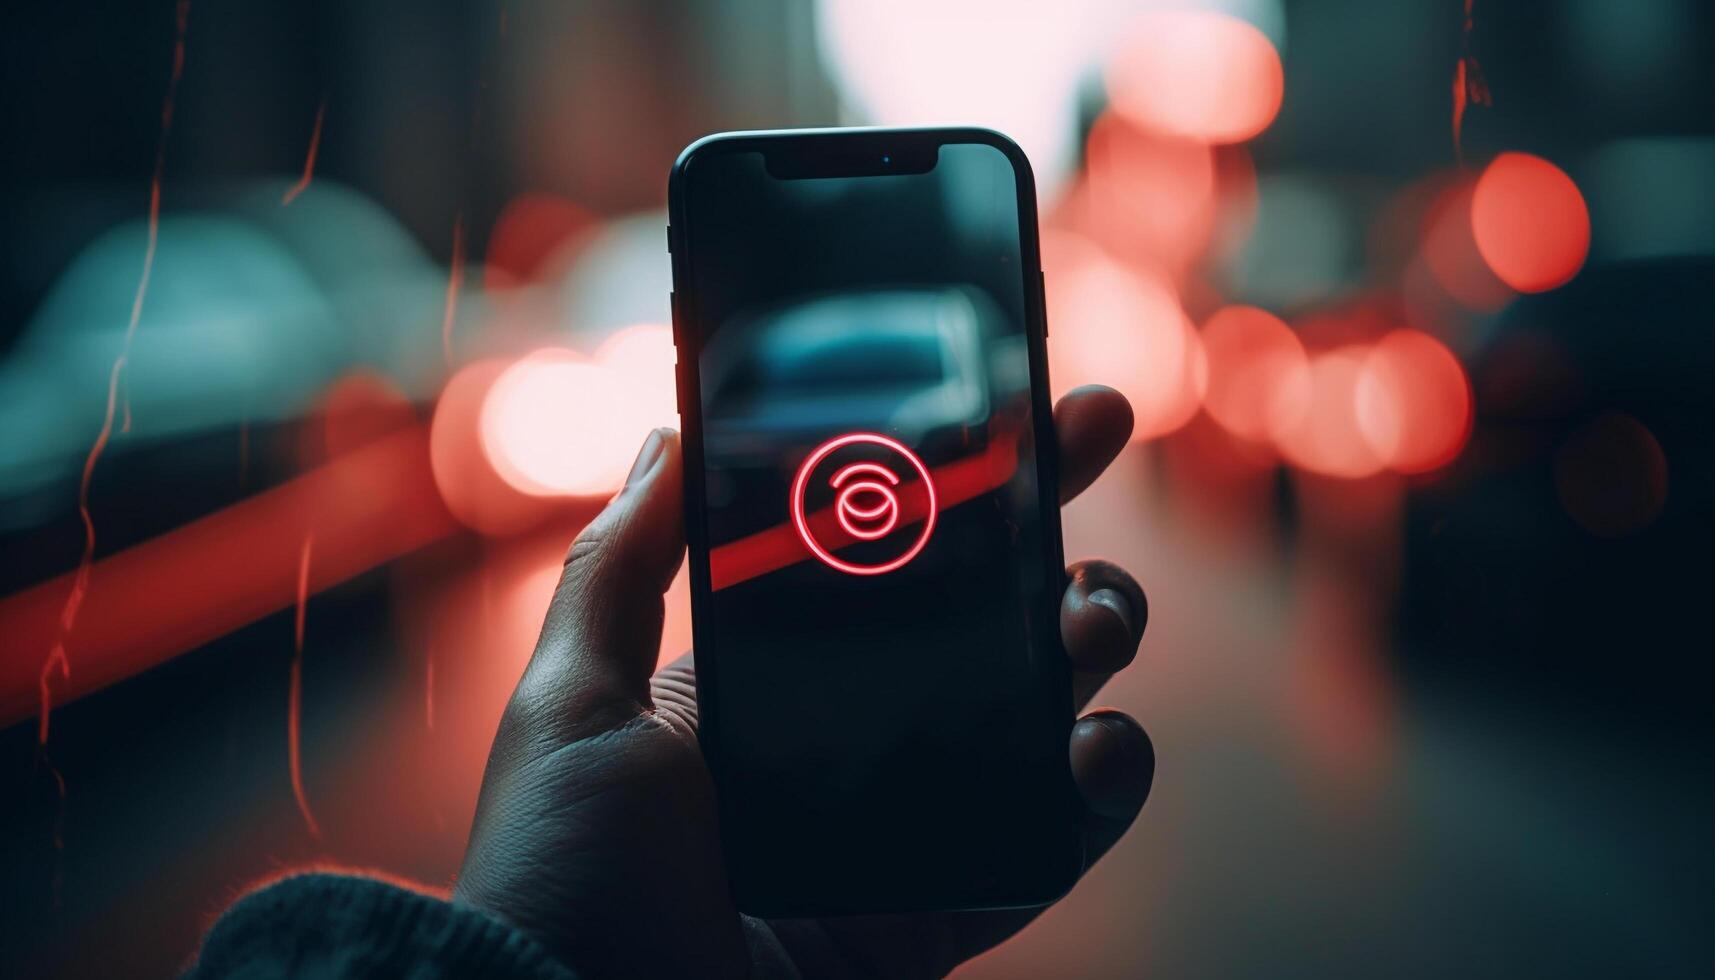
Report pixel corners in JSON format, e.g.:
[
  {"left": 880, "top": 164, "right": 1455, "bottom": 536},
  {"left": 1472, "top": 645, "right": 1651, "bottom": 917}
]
[{"left": 791, "top": 432, "right": 937, "bottom": 576}]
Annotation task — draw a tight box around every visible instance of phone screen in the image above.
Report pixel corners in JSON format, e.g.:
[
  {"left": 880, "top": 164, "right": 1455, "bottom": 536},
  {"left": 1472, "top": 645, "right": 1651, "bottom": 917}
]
[{"left": 674, "top": 132, "right": 1079, "bottom": 913}]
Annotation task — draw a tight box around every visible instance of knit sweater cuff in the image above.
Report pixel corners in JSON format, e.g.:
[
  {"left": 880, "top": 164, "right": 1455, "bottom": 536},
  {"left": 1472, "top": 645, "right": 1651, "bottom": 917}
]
[{"left": 185, "top": 872, "right": 577, "bottom": 980}]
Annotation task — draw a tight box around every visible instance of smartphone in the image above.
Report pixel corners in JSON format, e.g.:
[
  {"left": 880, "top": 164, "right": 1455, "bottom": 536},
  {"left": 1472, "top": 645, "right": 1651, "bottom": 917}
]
[{"left": 668, "top": 127, "right": 1079, "bottom": 916}]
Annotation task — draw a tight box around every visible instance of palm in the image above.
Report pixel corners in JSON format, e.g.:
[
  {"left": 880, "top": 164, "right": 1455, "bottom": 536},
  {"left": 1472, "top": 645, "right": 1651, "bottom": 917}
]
[
  {"left": 650, "top": 655, "right": 1116, "bottom": 978},
  {"left": 458, "top": 387, "right": 1152, "bottom": 980}
]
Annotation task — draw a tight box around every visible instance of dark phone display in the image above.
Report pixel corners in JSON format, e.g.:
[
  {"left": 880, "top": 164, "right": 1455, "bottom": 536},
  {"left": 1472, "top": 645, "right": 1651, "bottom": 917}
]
[{"left": 677, "top": 138, "right": 1079, "bottom": 912}]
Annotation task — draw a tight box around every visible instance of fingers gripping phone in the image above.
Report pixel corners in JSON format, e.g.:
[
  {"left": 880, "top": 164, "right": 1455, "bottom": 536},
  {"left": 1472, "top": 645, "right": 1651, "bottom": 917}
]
[{"left": 668, "top": 128, "right": 1078, "bottom": 915}]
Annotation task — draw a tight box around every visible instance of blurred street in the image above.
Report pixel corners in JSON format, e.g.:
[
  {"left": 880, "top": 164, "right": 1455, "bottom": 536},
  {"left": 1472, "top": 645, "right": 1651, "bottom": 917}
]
[{"left": 2, "top": 1, "right": 1711, "bottom": 976}]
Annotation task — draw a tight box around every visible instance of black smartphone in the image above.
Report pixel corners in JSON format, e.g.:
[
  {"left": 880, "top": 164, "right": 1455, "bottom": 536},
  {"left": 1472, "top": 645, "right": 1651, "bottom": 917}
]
[{"left": 668, "top": 127, "right": 1079, "bottom": 916}]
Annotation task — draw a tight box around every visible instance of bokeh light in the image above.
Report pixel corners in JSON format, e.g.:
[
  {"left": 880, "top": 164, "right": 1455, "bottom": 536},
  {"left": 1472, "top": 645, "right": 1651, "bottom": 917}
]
[
  {"left": 482, "top": 350, "right": 625, "bottom": 497},
  {"left": 8, "top": 5, "right": 1714, "bottom": 978},
  {"left": 1270, "top": 345, "right": 1385, "bottom": 478},
  {"left": 431, "top": 359, "right": 549, "bottom": 536},
  {"left": 1200, "top": 304, "right": 1309, "bottom": 445},
  {"left": 1105, "top": 9, "right": 1284, "bottom": 144},
  {"left": 1471, "top": 152, "right": 1591, "bottom": 293},
  {"left": 479, "top": 325, "right": 676, "bottom": 498},
  {"left": 484, "top": 193, "right": 596, "bottom": 291},
  {"left": 1355, "top": 329, "right": 1472, "bottom": 473},
  {"left": 1044, "top": 233, "right": 1205, "bottom": 441},
  {"left": 1420, "top": 179, "right": 1514, "bottom": 312},
  {"left": 1080, "top": 112, "right": 1218, "bottom": 271},
  {"left": 592, "top": 323, "right": 680, "bottom": 435}
]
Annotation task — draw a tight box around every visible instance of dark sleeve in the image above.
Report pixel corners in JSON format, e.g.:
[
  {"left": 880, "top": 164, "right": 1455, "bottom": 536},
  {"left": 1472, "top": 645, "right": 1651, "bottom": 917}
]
[{"left": 184, "top": 872, "right": 577, "bottom": 980}]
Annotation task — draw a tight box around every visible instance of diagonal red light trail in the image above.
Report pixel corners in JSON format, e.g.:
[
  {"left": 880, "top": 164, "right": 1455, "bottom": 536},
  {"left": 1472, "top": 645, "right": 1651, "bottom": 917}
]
[
  {"left": 3, "top": 428, "right": 1024, "bottom": 725},
  {"left": 281, "top": 96, "right": 327, "bottom": 206},
  {"left": 40, "top": 0, "right": 190, "bottom": 746},
  {"left": 707, "top": 433, "right": 1020, "bottom": 591},
  {"left": 1451, "top": 0, "right": 1490, "bottom": 166},
  {"left": 288, "top": 535, "right": 323, "bottom": 840},
  {"left": 3, "top": 426, "right": 457, "bottom": 732},
  {"left": 441, "top": 215, "right": 466, "bottom": 367}
]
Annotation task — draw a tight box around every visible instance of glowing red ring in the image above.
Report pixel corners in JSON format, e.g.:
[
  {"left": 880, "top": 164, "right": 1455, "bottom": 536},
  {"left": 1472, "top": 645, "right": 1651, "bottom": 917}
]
[{"left": 791, "top": 432, "right": 937, "bottom": 576}]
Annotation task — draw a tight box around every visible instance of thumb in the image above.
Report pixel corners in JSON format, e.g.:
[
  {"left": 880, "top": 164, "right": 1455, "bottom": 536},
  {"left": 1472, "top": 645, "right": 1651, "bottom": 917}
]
[{"left": 511, "top": 428, "right": 684, "bottom": 744}]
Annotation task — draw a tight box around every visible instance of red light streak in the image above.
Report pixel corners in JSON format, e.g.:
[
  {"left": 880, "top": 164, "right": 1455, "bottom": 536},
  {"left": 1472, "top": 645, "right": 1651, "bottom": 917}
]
[
  {"left": 1452, "top": 60, "right": 1469, "bottom": 163},
  {"left": 442, "top": 215, "right": 466, "bottom": 367},
  {"left": 1452, "top": 0, "right": 1490, "bottom": 166},
  {"left": 712, "top": 432, "right": 1016, "bottom": 590},
  {"left": 40, "top": 0, "right": 190, "bottom": 745},
  {"left": 313, "top": 370, "right": 416, "bottom": 461},
  {"left": 36, "top": 364, "right": 116, "bottom": 742},
  {"left": 1, "top": 426, "right": 458, "bottom": 731},
  {"left": 289, "top": 535, "right": 323, "bottom": 840},
  {"left": 280, "top": 97, "right": 327, "bottom": 206}
]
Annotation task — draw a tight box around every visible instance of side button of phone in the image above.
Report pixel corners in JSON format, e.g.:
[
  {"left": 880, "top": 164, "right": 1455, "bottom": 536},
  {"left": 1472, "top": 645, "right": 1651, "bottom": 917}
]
[{"left": 669, "top": 292, "right": 684, "bottom": 412}]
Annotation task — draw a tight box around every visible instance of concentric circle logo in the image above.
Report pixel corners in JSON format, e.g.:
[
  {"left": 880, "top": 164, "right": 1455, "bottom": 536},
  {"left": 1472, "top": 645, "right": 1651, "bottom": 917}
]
[{"left": 790, "top": 432, "right": 937, "bottom": 576}]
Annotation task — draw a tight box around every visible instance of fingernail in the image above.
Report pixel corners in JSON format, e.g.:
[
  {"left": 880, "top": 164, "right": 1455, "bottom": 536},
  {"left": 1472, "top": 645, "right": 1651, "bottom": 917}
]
[
  {"left": 624, "top": 429, "right": 667, "bottom": 490},
  {"left": 1088, "top": 588, "right": 1134, "bottom": 638}
]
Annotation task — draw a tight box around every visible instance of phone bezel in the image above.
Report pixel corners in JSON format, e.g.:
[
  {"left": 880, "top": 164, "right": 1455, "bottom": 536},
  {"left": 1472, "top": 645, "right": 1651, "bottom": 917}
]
[{"left": 667, "top": 127, "right": 1080, "bottom": 916}]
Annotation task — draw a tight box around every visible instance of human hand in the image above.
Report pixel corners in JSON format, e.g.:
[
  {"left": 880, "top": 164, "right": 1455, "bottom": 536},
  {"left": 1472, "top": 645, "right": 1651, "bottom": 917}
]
[{"left": 453, "top": 386, "right": 1154, "bottom": 978}]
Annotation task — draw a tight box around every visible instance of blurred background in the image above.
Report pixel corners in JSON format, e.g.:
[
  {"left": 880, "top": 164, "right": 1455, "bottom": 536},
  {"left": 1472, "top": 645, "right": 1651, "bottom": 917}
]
[{"left": 2, "top": 0, "right": 1711, "bottom": 976}]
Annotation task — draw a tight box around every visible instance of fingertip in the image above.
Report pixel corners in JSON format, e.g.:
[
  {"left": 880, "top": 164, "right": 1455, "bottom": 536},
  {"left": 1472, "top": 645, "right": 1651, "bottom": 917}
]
[
  {"left": 1070, "top": 709, "right": 1154, "bottom": 822},
  {"left": 621, "top": 427, "right": 685, "bottom": 591},
  {"left": 1062, "top": 588, "right": 1132, "bottom": 675},
  {"left": 523, "top": 429, "right": 685, "bottom": 732},
  {"left": 559, "top": 427, "right": 685, "bottom": 594},
  {"left": 1054, "top": 386, "right": 1134, "bottom": 504},
  {"left": 622, "top": 427, "right": 671, "bottom": 491},
  {"left": 1055, "top": 385, "right": 1135, "bottom": 440},
  {"left": 1061, "top": 560, "right": 1148, "bottom": 674}
]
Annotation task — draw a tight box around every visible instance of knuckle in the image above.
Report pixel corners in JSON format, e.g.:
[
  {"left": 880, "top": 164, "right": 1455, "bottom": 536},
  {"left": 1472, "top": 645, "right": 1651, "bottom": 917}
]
[{"left": 564, "top": 530, "right": 606, "bottom": 569}]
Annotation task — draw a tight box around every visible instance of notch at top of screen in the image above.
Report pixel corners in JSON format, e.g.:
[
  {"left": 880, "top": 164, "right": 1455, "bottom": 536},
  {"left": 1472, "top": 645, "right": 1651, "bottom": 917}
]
[{"left": 764, "top": 138, "right": 940, "bottom": 180}]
